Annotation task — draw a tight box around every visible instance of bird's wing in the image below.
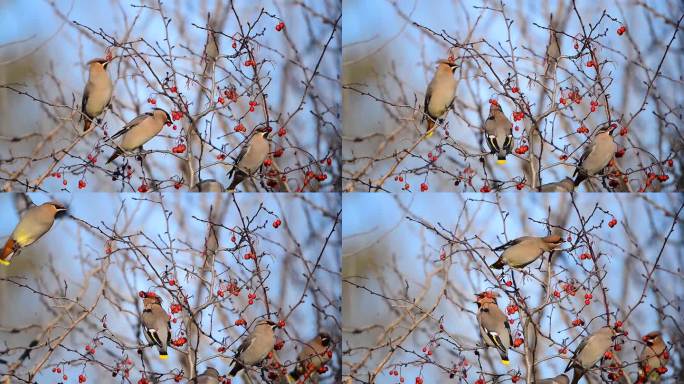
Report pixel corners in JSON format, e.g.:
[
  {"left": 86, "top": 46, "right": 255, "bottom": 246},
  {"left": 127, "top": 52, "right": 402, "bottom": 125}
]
[
  {"left": 146, "top": 328, "right": 164, "bottom": 347},
  {"left": 235, "top": 333, "right": 254, "bottom": 356},
  {"left": 493, "top": 237, "right": 523, "bottom": 251},
  {"left": 110, "top": 113, "right": 152, "bottom": 140},
  {"left": 422, "top": 82, "right": 433, "bottom": 121},
  {"left": 81, "top": 87, "right": 89, "bottom": 117},
  {"left": 566, "top": 333, "right": 592, "bottom": 371},
  {"left": 576, "top": 139, "right": 596, "bottom": 167},
  {"left": 484, "top": 329, "right": 507, "bottom": 355},
  {"left": 484, "top": 118, "right": 500, "bottom": 152},
  {"left": 232, "top": 136, "right": 253, "bottom": 170},
  {"left": 504, "top": 318, "right": 513, "bottom": 345}
]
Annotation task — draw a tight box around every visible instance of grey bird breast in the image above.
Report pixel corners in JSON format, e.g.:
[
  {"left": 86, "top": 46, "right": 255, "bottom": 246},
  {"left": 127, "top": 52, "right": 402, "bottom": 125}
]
[
  {"left": 238, "top": 135, "right": 269, "bottom": 172},
  {"left": 426, "top": 73, "right": 456, "bottom": 118},
  {"left": 240, "top": 330, "right": 275, "bottom": 365},
  {"left": 12, "top": 206, "right": 56, "bottom": 245},
  {"left": 577, "top": 332, "right": 611, "bottom": 368},
  {"left": 582, "top": 136, "right": 616, "bottom": 175},
  {"left": 85, "top": 71, "right": 113, "bottom": 116}
]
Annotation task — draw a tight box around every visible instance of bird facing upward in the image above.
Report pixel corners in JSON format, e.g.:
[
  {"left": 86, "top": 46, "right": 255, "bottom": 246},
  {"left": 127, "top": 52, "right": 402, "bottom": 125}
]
[{"left": 423, "top": 59, "right": 458, "bottom": 136}]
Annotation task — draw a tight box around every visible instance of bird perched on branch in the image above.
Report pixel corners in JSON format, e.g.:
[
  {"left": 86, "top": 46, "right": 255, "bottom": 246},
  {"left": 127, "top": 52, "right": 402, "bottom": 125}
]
[
  {"left": 289, "top": 332, "right": 333, "bottom": 381},
  {"left": 228, "top": 320, "right": 278, "bottom": 377},
  {"left": 484, "top": 102, "right": 513, "bottom": 164},
  {"left": 638, "top": 331, "right": 668, "bottom": 382},
  {"left": 191, "top": 179, "right": 225, "bottom": 192},
  {"left": 475, "top": 291, "right": 512, "bottom": 365},
  {"left": 196, "top": 367, "right": 221, "bottom": 384},
  {"left": 540, "top": 177, "right": 575, "bottom": 192},
  {"left": 141, "top": 292, "right": 171, "bottom": 360},
  {"left": 82, "top": 58, "right": 113, "bottom": 131},
  {"left": 227, "top": 127, "right": 271, "bottom": 191},
  {"left": 573, "top": 124, "right": 617, "bottom": 187},
  {"left": 1, "top": 202, "right": 67, "bottom": 265},
  {"left": 565, "top": 326, "right": 623, "bottom": 384},
  {"left": 106, "top": 108, "right": 171, "bottom": 164},
  {"left": 489, "top": 235, "right": 563, "bottom": 269},
  {"left": 538, "top": 374, "right": 569, "bottom": 384},
  {"left": 423, "top": 59, "right": 458, "bottom": 137}
]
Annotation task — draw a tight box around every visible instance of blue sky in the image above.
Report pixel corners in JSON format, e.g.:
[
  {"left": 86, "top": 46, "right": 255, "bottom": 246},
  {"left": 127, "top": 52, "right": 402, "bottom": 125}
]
[
  {"left": 0, "top": 0, "right": 340, "bottom": 191},
  {"left": 0, "top": 192, "right": 341, "bottom": 382},
  {"left": 343, "top": 192, "right": 683, "bottom": 382},
  {"left": 342, "top": 0, "right": 682, "bottom": 192}
]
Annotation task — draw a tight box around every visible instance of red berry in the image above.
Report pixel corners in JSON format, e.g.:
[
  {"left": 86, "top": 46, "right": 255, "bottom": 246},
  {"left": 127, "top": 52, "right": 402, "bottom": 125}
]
[
  {"left": 263, "top": 158, "right": 272, "bottom": 167},
  {"left": 511, "top": 86, "right": 519, "bottom": 93},
  {"left": 617, "top": 25, "right": 626, "bottom": 36},
  {"left": 273, "top": 219, "right": 282, "bottom": 228},
  {"left": 79, "top": 374, "right": 86, "bottom": 383},
  {"left": 78, "top": 179, "right": 86, "bottom": 190},
  {"left": 277, "top": 127, "right": 287, "bottom": 137},
  {"left": 420, "top": 182, "right": 428, "bottom": 192},
  {"left": 608, "top": 218, "right": 618, "bottom": 228}
]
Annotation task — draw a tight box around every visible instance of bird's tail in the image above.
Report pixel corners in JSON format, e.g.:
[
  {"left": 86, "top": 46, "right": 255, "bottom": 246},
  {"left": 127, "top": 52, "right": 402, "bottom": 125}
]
[
  {"left": 289, "top": 368, "right": 301, "bottom": 380},
  {"left": 570, "top": 368, "right": 582, "bottom": 384},
  {"left": 496, "top": 151, "right": 507, "bottom": 164},
  {"left": 489, "top": 258, "right": 505, "bottom": 269},
  {"left": 157, "top": 344, "right": 168, "bottom": 359},
  {"left": 228, "top": 360, "right": 243, "bottom": 377},
  {"left": 106, "top": 149, "right": 122, "bottom": 165},
  {"left": 573, "top": 173, "right": 586, "bottom": 186},
  {"left": 498, "top": 349, "right": 510, "bottom": 365},
  {"left": 0, "top": 238, "right": 17, "bottom": 266},
  {"left": 227, "top": 170, "right": 246, "bottom": 191},
  {"left": 426, "top": 118, "right": 435, "bottom": 137}
]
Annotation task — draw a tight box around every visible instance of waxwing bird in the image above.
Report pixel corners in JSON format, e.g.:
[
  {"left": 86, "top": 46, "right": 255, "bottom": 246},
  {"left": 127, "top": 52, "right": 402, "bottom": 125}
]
[
  {"left": 538, "top": 374, "right": 569, "bottom": 384},
  {"left": 540, "top": 177, "right": 575, "bottom": 192},
  {"left": 1, "top": 202, "right": 67, "bottom": 265},
  {"left": 573, "top": 125, "right": 617, "bottom": 187},
  {"left": 205, "top": 29, "right": 220, "bottom": 64},
  {"left": 545, "top": 29, "right": 561, "bottom": 78},
  {"left": 82, "top": 58, "right": 113, "bottom": 131},
  {"left": 289, "top": 332, "right": 334, "bottom": 381},
  {"left": 191, "top": 179, "right": 225, "bottom": 192},
  {"left": 475, "top": 292, "right": 512, "bottom": 365},
  {"left": 638, "top": 331, "right": 668, "bottom": 381},
  {"left": 490, "top": 235, "right": 563, "bottom": 269},
  {"left": 196, "top": 367, "right": 220, "bottom": 384},
  {"left": 141, "top": 293, "right": 171, "bottom": 359},
  {"left": 484, "top": 102, "right": 513, "bottom": 164},
  {"left": 227, "top": 127, "right": 270, "bottom": 191},
  {"left": 228, "top": 320, "right": 278, "bottom": 377},
  {"left": 106, "top": 108, "right": 171, "bottom": 164},
  {"left": 423, "top": 59, "right": 458, "bottom": 136},
  {"left": 565, "top": 326, "right": 622, "bottom": 384}
]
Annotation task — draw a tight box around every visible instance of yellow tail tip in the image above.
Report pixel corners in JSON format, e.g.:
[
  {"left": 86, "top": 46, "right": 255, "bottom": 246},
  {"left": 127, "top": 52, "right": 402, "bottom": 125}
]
[
  {"left": 0, "top": 259, "right": 10, "bottom": 266},
  {"left": 159, "top": 354, "right": 169, "bottom": 359},
  {"left": 496, "top": 159, "right": 507, "bottom": 165},
  {"left": 501, "top": 359, "right": 510, "bottom": 365},
  {"left": 426, "top": 131, "right": 434, "bottom": 138}
]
